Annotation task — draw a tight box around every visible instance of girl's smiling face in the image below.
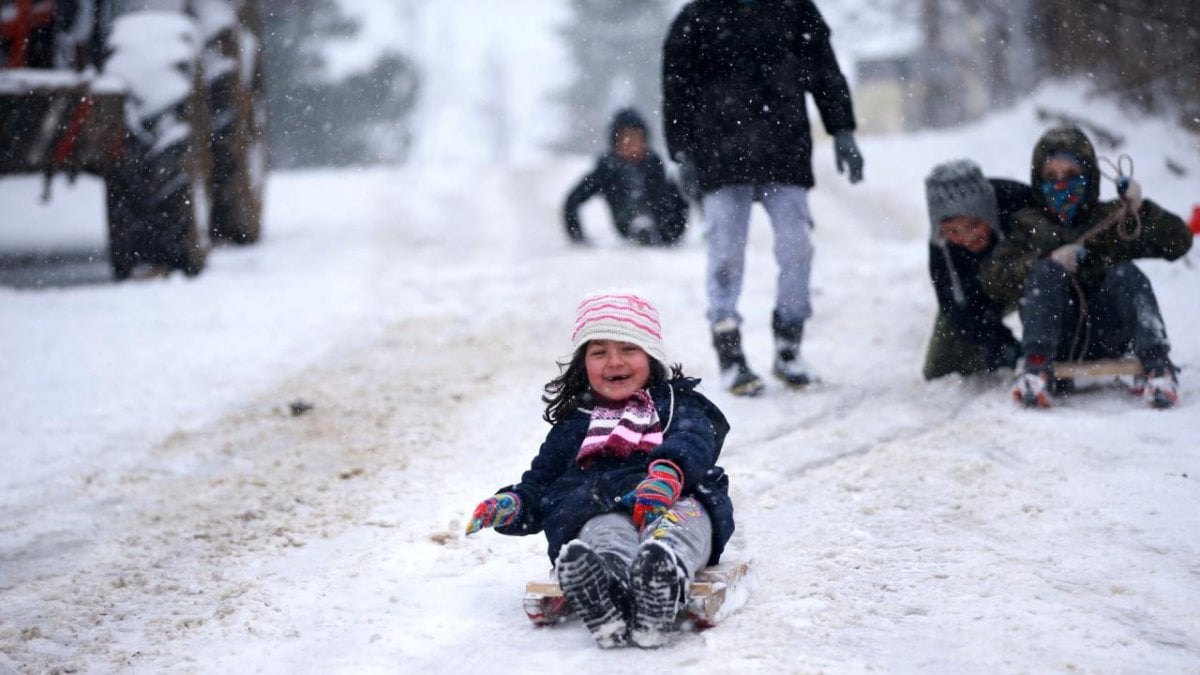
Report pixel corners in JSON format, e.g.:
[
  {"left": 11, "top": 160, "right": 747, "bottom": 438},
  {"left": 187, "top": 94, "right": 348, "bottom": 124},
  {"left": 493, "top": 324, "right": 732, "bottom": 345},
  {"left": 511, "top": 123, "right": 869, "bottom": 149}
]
[{"left": 584, "top": 340, "right": 652, "bottom": 402}]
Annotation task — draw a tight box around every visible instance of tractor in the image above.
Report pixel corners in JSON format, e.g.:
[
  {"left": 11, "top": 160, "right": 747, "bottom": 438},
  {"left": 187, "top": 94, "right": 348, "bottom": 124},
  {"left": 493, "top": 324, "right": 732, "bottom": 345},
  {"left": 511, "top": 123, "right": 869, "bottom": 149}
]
[{"left": 0, "top": 0, "right": 266, "bottom": 279}]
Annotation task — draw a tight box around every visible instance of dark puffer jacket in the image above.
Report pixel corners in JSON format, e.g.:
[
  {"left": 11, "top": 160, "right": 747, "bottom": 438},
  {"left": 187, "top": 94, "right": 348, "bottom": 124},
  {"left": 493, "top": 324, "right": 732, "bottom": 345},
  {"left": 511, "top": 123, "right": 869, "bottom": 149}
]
[
  {"left": 980, "top": 126, "right": 1193, "bottom": 307},
  {"left": 662, "top": 0, "right": 856, "bottom": 192},
  {"left": 495, "top": 378, "right": 734, "bottom": 567},
  {"left": 928, "top": 179, "right": 1034, "bottom": 353}
]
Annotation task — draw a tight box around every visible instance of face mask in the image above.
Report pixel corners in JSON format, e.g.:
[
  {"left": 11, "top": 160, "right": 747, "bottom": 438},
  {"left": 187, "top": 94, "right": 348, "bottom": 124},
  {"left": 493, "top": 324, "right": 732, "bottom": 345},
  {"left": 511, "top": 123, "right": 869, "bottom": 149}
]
[{"left": 1041, "top": 174, "right": 1088, "bottom": 225}]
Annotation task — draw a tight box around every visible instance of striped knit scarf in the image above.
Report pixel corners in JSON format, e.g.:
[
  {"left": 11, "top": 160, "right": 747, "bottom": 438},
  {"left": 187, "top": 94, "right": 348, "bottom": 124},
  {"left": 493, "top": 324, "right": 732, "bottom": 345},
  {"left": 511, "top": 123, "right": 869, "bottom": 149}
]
[{"left": 576, "top": 389, "right": 663, "bottom": 468}]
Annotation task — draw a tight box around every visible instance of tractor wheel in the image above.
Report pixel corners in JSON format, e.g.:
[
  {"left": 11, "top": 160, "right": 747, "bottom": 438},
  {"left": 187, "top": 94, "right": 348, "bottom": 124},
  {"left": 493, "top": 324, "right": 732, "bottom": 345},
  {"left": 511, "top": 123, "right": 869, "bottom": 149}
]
[
  {"left": 104, "top": 91, "right": 210, "bottom": 279},
  {"left": 206, "top": 5, "right": 266, "bottom": 245},
  {"left": 105, "top": 158, "right": 139, "bottom": 281},
  {"left": 102, "top": 11, "right": 211, "bottom": 279}
]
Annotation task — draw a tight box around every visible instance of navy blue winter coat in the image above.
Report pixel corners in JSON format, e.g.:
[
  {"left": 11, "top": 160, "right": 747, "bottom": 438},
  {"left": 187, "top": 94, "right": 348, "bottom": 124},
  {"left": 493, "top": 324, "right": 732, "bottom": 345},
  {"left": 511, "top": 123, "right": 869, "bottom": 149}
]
[{"left": 495, "top": 378, "right": 734, "bottom": 567}]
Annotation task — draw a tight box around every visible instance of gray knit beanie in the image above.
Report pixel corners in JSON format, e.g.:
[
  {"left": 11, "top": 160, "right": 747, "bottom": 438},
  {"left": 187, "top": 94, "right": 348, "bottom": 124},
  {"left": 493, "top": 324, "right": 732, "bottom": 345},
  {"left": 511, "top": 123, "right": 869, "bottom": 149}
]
[{"left": 925, "top": 160, "right": 1000, "bottom": 244}]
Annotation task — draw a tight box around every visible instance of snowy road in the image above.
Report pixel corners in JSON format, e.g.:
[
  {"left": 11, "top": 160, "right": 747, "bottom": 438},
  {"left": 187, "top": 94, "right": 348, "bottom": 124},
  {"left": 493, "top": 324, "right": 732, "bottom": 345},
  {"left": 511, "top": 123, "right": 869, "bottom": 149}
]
[{"left": 3, "top": 107, "right": 1199, "bottom": 672}]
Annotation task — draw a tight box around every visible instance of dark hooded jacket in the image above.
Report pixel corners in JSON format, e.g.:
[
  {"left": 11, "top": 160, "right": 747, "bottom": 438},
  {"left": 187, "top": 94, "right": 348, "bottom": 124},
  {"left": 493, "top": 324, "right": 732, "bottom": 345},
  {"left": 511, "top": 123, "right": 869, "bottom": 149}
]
[
  {"left": 980, "top": 126, "right": 1192, "bottom": 308},
  {"left": 494, "top": 378, "right": 735, "bottom": 567},
  {"left": 563, "top": 109, "right": 685, "bottom": 242},
  {"left": 662, "top": 0, "right": 856, "bottom": 192},
  {"left": 929, "top": 179, "right": 1034, "bottom": 352}
]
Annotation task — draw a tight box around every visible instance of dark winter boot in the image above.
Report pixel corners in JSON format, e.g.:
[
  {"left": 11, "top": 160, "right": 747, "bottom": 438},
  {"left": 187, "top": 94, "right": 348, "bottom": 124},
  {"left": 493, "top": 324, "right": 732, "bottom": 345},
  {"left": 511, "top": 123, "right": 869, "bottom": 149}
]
[
  {"left": 556, "top": 540, "right": 632, "bottom": 648},
  {"left": 712, "top": 320, "right": 764, "bottom": 396},
  {"left": 629, "top": 541, "right": 689, "bottom": 648},
  {"left": 771, "top": 311, "right": 816, "bottom": 386},
  {"left": 1135, "top": 348, "right": 1179, "bottom": 409},
  {"left": 1011, "top": 354, "right": 1054, "bottom": 409}
]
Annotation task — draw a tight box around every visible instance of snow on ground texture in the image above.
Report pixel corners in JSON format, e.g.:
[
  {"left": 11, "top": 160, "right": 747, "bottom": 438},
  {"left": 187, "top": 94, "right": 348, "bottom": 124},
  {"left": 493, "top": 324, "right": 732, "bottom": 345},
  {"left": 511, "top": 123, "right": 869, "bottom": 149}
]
[{"left": 2, "top": 87, "right": 1199, "bottom": 672}]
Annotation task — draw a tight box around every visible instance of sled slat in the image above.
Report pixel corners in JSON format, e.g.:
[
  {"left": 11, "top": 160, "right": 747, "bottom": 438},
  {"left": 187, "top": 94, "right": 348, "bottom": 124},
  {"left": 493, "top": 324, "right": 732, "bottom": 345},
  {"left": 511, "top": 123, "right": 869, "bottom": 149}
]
[
  {"left": 525, "top": 580, "right": 563, "bottom": 597},
  {"left": 523, "top": 560, "right": 750, "bottom": 629},
  {"left": 1053, "top": 357, "right": 1142, "bottom": 379}
]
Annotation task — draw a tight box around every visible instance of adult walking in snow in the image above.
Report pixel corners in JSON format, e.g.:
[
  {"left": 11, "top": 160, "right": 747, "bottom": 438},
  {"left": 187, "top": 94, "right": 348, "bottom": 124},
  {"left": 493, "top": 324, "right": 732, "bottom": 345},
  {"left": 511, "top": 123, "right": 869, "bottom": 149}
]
[
  {"left": 923, "top": 160, "right": 1035, "bottom": 380},
  {"left": 980, "top": 126, "right": 1193, "bottom": 409},
  {"left": 464, "top": 291, "right": 734, "bottom": 649},
  {"left": 662, "top": 0, "right": 863, "bottom": 396},
  {"left": 562, "top": 109, "right": 689, "bottom": 247}
]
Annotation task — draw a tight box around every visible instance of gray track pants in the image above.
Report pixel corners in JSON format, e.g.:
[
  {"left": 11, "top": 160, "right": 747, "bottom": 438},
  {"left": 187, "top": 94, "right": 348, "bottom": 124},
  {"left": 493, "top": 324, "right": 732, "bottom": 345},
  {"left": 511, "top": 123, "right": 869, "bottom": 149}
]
[
  {"left": 702, "top": 184, "right": 815, "bottom": 327},
  {"left": 569, "top": 497, "right": 713, "bottom": 580}
]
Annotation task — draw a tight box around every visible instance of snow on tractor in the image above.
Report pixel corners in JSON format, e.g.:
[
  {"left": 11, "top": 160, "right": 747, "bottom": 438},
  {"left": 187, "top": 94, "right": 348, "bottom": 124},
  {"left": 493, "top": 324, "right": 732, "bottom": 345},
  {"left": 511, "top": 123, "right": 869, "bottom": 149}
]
[{"left": 0, "top": 0, "right": 266, "bottom": 279}]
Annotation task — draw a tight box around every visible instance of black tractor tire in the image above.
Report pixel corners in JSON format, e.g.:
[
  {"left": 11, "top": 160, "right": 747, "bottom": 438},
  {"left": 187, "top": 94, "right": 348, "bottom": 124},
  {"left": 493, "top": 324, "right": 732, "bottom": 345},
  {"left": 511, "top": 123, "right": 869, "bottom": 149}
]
[
  {"left": 206, "top": 5, "right": 266, "bottom": 245},
  {"left": 105, "top": 158, "right": 140, "bottom": 281},
  {"left": 104, "top": 134, "right": 209, "bottom": 279},
  {"left": 103, "top": 85, "right": 211, "bottom": 280},
  {"left": 207, "top": 69, "right": 264, "bottom": 244}
]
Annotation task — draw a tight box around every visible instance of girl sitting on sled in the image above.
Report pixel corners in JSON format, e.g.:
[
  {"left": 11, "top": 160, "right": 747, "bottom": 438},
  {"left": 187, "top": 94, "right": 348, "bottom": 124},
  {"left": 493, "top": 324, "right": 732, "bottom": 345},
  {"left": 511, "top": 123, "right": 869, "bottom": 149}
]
[{"left": 465, "top": 291, "right": 734, "bottom": 648}]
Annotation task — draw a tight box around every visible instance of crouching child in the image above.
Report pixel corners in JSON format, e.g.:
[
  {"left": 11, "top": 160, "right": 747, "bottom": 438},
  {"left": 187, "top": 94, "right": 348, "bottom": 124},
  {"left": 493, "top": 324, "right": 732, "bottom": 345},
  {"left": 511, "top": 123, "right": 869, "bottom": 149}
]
[
  {"left": 923, "top": 159, "right": 1034, "bottom": 379},
  {"left": 563, "top": 109, "right": 689, "bottom": 246}
]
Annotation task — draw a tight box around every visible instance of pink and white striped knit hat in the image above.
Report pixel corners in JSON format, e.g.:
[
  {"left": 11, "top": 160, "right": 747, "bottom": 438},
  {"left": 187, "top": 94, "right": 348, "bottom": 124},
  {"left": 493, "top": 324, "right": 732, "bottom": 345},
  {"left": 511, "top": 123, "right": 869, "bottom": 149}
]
[{"left": 571, "top": 291, "right": 668, "bottom": 365}]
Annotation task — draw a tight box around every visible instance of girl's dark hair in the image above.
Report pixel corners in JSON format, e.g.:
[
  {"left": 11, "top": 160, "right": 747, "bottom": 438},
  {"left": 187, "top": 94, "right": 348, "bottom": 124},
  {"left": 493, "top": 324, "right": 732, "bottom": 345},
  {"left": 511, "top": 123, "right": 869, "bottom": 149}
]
[{"left": 542, "top": 345, "right": 685, "bottom": 424}]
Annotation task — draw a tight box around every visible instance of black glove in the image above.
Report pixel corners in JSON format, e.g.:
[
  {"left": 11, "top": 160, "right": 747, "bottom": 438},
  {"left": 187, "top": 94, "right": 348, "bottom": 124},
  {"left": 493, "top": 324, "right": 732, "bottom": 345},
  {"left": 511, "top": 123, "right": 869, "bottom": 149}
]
[
  {"left": 676, "top": 153, "right": 701, "bottom": 203},
  {"left": 563, "top": 209, "right": 586, "bottom": 244},
  {"left": 833, "top": 131, "right": 864, "bottom": 184}
]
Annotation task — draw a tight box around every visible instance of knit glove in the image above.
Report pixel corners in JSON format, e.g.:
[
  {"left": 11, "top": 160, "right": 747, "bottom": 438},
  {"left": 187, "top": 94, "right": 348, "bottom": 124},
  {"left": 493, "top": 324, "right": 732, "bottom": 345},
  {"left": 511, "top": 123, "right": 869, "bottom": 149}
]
[
  {"left": 620, "top": 459, "right": 683, "bottom": 529},
  {"left": 465, "top": 491, "right": 522, "bottom": 535},
  {"left": 1117, "top": 176, "right": 1143, "bottom": 214},
  {"left": 1047, "top": 243, "right": 1086, "bottom": 274},
  {"left": 833, "top": 131, "right": 864, "bottom": 184}
]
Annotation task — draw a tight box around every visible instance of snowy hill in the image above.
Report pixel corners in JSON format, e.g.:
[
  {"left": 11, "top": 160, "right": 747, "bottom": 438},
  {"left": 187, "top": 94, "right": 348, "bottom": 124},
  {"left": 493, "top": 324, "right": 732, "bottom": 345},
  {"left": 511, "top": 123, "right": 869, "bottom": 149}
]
[{"left": 3, "top": 0, "right": 1200, "bottom": 669}]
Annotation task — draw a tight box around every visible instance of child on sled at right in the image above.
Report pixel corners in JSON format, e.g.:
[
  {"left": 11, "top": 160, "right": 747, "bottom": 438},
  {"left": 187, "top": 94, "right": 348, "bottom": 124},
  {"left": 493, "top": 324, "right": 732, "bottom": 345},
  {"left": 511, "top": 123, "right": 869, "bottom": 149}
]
[
  {"left": 465, "top": 290, "right": 734, "bottom": 648},
  {"left": 979, "top": 125, "right": 1192, "bottom": 409}
]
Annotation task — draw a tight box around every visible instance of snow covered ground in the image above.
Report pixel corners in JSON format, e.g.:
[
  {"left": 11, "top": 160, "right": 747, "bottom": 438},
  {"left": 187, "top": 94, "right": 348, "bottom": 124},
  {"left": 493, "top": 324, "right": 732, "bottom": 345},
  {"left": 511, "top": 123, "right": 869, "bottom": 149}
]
[
  {"left": 4, "top": 0, "right": 1200, "bottom": 667},
  {"left": 2, "top": 77, "right": 1198, "bottom": 671}
]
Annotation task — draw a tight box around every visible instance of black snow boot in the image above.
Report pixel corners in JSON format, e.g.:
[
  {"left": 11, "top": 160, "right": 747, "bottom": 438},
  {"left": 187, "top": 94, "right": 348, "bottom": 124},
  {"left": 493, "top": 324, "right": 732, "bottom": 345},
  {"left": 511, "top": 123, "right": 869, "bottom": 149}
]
[
  {"left": 556, "top": 540, "right": 632, "bottom": 648},
  {"left": 772, "top": 311, "right": 816, "bottom": 386},
  {"left": 712, "top": 320, "right": 764, "bottom": 396},
  {"left": 629, "top": 541, "right": 689, "bottom": 648}
]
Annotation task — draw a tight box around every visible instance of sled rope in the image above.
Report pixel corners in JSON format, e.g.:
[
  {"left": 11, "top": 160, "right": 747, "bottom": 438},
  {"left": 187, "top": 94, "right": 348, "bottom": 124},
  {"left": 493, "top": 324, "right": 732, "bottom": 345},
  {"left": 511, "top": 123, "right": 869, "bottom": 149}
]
[{"left": 1064, "top": 154, "right": 1143, "bottom": 363}]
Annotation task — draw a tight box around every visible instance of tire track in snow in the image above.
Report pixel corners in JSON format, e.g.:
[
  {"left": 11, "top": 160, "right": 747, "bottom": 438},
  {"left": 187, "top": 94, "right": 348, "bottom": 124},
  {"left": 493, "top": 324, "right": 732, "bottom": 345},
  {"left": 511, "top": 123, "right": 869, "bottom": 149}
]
[{"left": 0, "top": 300, "right": 553, "bottom": 670}]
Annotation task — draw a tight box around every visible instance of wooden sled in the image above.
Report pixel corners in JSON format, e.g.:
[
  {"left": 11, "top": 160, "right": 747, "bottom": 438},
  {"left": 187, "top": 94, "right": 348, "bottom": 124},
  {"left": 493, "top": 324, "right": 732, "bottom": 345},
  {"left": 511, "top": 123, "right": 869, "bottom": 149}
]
[
  {"left": 1052, "top": 356, "right": 1143, "bottom": 380},
  {"left": 524, "top": 560, "right": 751, "bottom": 630}
]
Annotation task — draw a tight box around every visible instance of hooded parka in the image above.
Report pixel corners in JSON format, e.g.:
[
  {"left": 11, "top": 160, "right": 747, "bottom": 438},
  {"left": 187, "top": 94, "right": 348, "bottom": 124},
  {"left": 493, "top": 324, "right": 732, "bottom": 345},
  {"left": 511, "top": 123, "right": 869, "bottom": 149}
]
[{"left": 980, "top": 126, "right": 1192, "bottom": 308}]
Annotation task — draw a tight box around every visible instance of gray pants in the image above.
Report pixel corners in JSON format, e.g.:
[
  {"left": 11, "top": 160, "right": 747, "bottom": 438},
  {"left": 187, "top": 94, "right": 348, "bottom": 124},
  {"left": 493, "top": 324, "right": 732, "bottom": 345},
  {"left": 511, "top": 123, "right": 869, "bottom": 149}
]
[
  {"left": 568, "top": 498, "right": 713, "bottom": 581},
  {"left": 702, "top": 184, "right": 815, "bottom": 327}
]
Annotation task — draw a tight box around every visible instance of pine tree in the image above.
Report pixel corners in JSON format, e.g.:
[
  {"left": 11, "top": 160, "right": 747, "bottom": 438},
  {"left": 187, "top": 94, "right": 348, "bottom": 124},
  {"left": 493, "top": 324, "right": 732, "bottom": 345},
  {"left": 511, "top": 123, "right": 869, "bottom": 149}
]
[
  {"left": 555, "top": 0, "right": 674, "bottom": 155},
  {"left": 262, "top": 2, "right": 420, "bottom": 167}
]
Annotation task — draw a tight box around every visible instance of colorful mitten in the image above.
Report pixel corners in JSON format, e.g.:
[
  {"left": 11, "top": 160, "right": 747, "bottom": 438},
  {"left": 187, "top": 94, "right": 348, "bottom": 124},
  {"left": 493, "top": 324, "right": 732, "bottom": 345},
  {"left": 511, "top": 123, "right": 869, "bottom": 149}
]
[
  {"left": 465, "top": 492, "right": 522, "bottom": 535},
  {"left": 621, "top": 460, "right": 683, "bottom": 529}
]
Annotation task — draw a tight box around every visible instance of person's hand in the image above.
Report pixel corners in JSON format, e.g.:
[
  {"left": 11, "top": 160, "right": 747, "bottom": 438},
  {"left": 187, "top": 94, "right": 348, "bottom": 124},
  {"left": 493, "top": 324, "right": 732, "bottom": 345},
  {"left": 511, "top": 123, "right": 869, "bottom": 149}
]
[
  {"left": 465, "top": 492, "right": 522, "bottom": 535},
  {"left": 1047, "top": 243, "right": 1086, "bottom": 274},
  {"left": 833, "top": 131, "right": 864, "bottom": 184},
  {"left": 620, "top": 460, "right": 683, "bottom": 529},
  {"left": 1117, "top": 176, "right": 1143, "bottom": 213},
  {"left": 675, "top": 152, "right": 701, "bottom": 202}
]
